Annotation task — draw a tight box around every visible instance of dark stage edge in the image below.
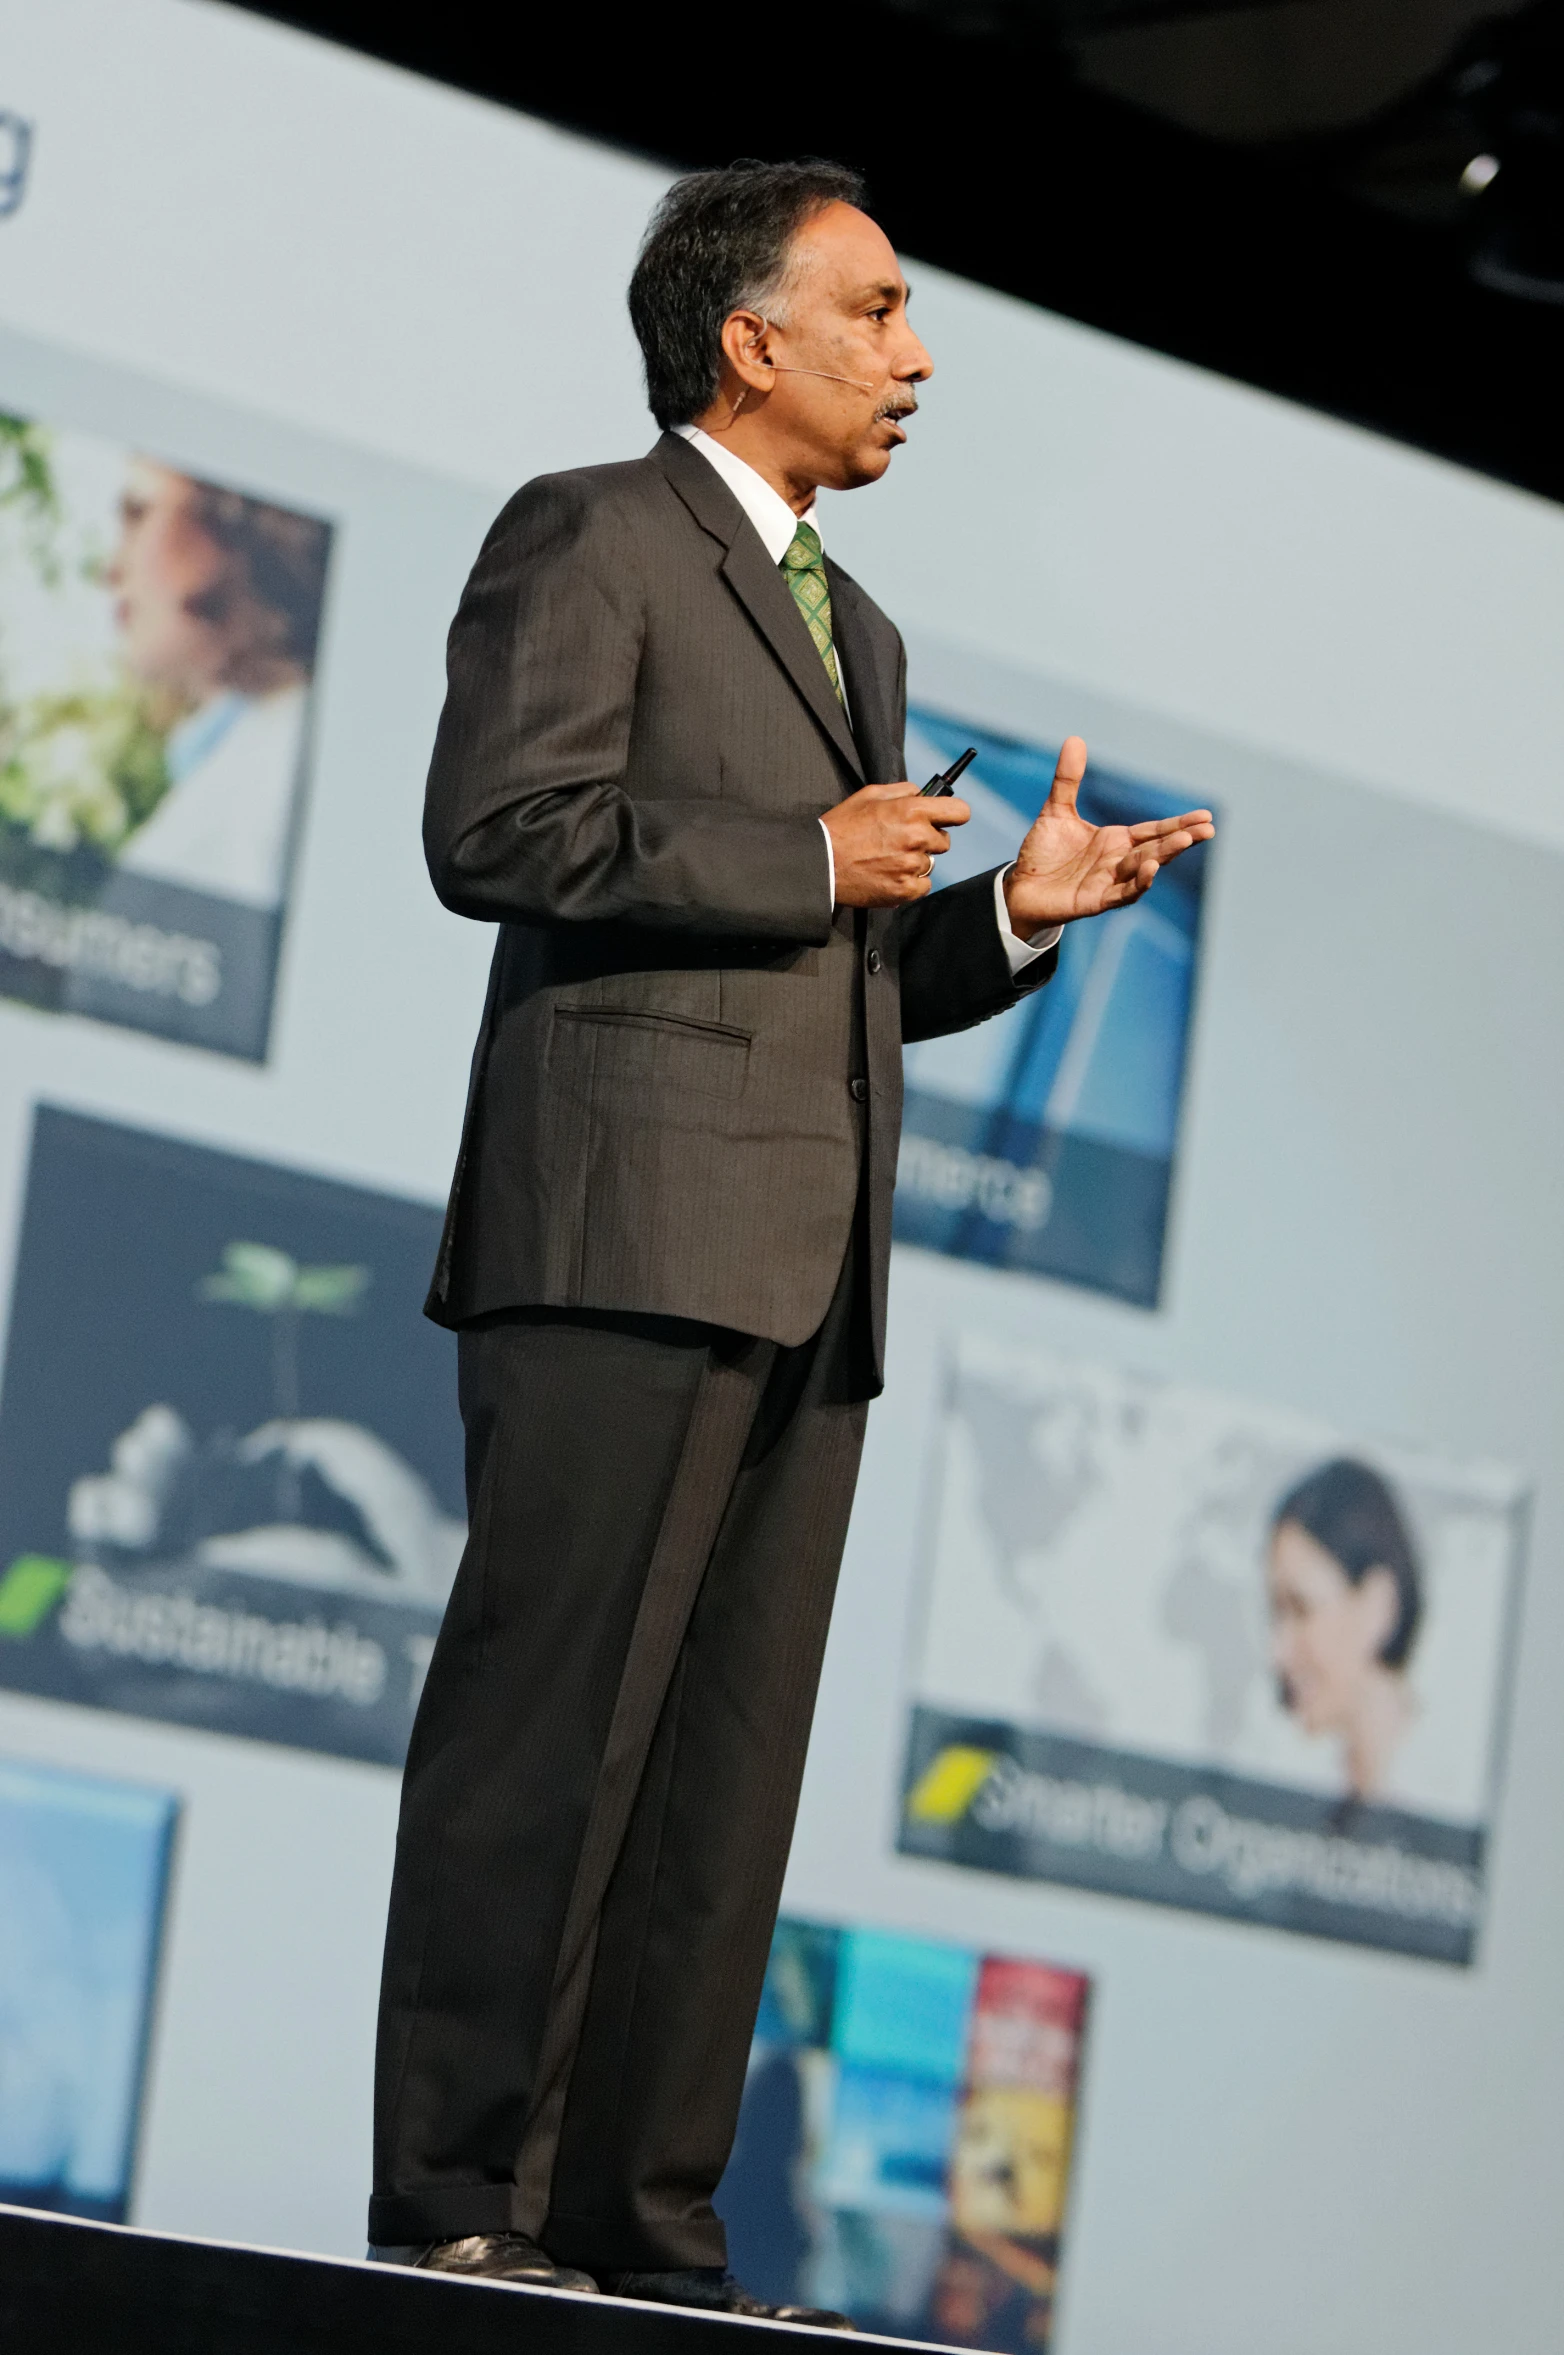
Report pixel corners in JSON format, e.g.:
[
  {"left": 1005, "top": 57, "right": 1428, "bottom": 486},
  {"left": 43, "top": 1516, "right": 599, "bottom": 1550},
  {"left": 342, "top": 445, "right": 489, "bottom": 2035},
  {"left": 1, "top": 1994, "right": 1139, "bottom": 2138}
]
[{"left": 0, "top": 2204, "right": 955, "bottom": 2354}]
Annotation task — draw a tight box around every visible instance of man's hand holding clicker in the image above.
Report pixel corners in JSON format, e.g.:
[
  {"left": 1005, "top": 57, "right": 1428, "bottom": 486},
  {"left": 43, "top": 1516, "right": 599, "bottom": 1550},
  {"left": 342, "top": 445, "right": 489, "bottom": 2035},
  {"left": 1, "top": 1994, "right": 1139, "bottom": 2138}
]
[{"left": 823, "top": 781, "right": 970, "bottom": 908}]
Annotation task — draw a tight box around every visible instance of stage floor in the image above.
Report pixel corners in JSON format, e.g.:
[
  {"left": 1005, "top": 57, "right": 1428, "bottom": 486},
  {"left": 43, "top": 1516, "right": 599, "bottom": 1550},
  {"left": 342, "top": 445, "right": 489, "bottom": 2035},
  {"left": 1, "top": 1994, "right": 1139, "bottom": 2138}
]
[{"left": 0, "top": 2204, "right": 953, "bottom": 2353}]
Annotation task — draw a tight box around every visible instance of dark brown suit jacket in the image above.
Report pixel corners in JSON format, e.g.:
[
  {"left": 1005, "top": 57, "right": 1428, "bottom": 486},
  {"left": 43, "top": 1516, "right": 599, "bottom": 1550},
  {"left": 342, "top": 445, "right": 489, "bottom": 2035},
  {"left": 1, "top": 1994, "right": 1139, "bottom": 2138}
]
[{"left": 423, "top": 430, "right": 1055, "bottom": 1379}]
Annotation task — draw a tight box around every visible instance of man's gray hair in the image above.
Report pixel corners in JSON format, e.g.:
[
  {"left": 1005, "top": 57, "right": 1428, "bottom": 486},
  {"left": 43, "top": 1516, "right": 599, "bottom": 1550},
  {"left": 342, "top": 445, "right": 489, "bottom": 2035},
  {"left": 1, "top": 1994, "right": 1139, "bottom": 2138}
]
[{"left": 628, "top": 158, "right": 868, "bottom": 430}]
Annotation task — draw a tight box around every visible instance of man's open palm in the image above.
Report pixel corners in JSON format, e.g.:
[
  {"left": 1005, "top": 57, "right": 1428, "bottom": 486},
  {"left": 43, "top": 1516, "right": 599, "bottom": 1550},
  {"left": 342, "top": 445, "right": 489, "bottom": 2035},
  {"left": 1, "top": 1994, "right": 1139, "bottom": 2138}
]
[{"left": 1003, "top": 737, "right": 1214, "bottom": 938}]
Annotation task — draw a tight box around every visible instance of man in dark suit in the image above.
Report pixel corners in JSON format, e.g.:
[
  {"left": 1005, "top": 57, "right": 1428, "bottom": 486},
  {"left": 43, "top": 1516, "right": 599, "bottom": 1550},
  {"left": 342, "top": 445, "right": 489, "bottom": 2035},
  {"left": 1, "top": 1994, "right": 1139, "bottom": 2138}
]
[{"left": 369, "top": 159, "right": 1211, "bottom": 2320}]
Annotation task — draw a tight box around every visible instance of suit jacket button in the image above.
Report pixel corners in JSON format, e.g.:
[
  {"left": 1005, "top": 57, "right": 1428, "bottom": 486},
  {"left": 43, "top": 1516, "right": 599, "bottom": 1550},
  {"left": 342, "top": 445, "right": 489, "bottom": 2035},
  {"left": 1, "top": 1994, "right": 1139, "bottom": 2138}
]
[
  {"left": 866, "top": 948, "right": 882, "bottom": 975},
  {"left": 849, "top": 1077, "right": 869, "bottom": 1103}
]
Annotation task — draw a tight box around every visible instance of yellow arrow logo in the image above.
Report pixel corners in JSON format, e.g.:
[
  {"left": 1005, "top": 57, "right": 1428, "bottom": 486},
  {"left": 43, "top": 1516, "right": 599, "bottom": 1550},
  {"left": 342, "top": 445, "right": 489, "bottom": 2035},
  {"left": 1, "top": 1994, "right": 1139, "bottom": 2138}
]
[{"left": 906, "top": 1744, "right": 997, "bottom": 1825}]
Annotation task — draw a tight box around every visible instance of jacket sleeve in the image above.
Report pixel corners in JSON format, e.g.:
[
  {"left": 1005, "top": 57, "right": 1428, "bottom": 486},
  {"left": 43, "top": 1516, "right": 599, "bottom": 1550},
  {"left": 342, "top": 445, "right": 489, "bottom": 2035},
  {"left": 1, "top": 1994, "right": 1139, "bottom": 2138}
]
[
  {"left": 893, "top": 868, "right": 1058, "bottom": 1044},
  {"left": 423, "top": 474, "right": 833, "bottom": 941}
]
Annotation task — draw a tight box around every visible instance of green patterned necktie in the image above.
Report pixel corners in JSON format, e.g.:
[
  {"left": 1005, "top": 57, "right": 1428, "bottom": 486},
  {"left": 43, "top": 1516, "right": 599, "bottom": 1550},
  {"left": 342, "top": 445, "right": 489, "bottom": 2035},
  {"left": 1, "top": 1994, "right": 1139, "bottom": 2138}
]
[{"left": 779, "top": 521, "right": 845, "bottom": 705}]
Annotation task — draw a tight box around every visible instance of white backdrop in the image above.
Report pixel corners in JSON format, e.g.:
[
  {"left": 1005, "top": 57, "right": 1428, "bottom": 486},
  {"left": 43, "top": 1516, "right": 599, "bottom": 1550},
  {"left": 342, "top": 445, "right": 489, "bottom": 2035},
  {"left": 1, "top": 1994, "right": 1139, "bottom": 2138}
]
[{"left": 0, "top": 5, "right": 1562, "bottom": 2351}]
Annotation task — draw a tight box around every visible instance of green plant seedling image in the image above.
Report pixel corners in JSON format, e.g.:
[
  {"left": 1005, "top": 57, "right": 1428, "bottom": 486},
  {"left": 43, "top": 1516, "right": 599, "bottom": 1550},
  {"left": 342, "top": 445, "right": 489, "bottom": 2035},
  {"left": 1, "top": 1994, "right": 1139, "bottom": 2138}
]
[{"left": 199, "top": 1242, "right": 370, "bottom": 1517}]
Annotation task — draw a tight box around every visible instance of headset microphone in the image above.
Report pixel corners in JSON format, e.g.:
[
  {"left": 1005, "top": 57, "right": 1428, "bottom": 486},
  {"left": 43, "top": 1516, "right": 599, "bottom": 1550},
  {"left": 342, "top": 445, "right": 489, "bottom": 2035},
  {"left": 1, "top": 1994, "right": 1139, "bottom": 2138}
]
[{"left": 770, "top": 365, "right": 878, "bottom": 394}]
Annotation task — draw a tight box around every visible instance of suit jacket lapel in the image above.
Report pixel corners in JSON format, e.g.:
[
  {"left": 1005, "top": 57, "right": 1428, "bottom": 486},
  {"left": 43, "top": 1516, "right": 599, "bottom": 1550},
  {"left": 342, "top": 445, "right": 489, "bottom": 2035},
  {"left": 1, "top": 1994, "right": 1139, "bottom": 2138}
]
[
  {"left": 827, "top": 562, "right": 901, "bottom": 785},
  {"left": 651, "top": 434, "right": 864, "bottom": 785}
]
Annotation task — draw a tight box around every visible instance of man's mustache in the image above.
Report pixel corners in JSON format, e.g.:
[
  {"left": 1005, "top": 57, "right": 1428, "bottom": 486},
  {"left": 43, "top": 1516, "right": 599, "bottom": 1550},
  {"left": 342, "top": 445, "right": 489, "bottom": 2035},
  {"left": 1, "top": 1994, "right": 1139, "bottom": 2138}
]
[{"left": 877, "top": 395, "right": 918, "bottom": 422}]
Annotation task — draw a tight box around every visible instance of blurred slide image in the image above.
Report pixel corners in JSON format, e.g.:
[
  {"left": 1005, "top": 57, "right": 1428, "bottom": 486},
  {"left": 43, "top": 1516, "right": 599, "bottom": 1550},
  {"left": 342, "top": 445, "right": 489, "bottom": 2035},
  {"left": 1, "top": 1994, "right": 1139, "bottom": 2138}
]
[
  {"left": 0, "top": 1108, "right": 463, "bottom": 1764},
  {"left": 0, "top": 1756, "right": 177, "bottom": 2223},
  {"left": 0, "top": 411, "right": 331, "bottom": 1059},
  {"left": 899, "top": 1335, "right": 1527, "bottom": 1961},
  {"left": 716, "top": 1916, "right": 1090, "bottom": 2353},
  {"left": 897, "top": 706, "right": 1211, "bottom": 1308}
]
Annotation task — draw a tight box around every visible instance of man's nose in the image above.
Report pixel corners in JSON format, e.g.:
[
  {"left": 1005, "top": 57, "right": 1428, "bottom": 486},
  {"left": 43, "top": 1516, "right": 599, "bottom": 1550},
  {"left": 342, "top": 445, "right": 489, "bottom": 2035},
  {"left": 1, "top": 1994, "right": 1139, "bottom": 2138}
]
[{"left": 897, "top": 331, "right": 934, "bottom": 383}]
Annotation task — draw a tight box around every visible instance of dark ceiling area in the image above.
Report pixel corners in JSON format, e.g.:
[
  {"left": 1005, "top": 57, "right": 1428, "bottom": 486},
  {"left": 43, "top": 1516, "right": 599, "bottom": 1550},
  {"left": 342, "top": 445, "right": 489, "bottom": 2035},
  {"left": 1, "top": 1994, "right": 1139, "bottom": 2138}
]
[{"left": 238, "top": 0, "right": 1564, "bottom": 502}]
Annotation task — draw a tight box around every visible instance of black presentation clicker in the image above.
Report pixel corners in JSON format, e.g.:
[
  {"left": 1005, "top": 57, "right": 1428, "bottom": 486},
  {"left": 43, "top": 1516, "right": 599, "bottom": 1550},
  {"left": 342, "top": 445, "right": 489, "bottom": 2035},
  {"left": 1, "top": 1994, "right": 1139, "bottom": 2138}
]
[{"left": 919, "top": 745, "right": 977, "bottom": 796}]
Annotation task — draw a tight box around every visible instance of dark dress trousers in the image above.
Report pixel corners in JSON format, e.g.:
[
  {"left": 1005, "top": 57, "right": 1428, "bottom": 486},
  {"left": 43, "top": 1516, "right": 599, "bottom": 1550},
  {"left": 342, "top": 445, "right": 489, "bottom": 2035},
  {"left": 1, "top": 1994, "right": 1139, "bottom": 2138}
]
[{"left": 370, "top": 431, "right": 1056, "bottom": 2266}]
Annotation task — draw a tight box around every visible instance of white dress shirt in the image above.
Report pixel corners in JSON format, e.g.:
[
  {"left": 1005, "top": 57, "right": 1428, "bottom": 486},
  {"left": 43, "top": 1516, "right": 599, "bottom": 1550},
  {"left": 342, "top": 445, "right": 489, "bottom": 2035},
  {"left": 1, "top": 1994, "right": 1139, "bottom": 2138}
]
[{"left": 673, "top": 424, "right": 1059, "bottom": 975}]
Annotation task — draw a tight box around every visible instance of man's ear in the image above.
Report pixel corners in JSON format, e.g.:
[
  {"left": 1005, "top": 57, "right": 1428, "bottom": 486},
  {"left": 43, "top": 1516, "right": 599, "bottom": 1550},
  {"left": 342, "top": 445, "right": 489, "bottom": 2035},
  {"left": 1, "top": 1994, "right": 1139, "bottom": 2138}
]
[{"left": 718, "top": 307, "right": 776, "bottom": 397}]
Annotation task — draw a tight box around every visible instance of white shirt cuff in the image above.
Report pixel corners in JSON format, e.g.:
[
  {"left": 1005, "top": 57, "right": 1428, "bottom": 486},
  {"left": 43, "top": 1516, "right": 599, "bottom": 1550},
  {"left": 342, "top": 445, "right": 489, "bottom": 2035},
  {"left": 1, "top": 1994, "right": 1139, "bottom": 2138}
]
[
  {"left": 995, "top": 866, "right": 1061, "bottom": 975},
  {"left": 819, "top": 817, "right": 836, "bottom": 910}
]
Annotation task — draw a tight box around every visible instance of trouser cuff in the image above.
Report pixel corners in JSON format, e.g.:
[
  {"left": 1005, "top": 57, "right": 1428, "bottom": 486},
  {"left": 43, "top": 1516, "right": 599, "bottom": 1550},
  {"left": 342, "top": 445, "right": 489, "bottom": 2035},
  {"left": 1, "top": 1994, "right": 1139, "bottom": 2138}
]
[{"left": 367, "top": 2183, "right": 535, "bottom": 2245}]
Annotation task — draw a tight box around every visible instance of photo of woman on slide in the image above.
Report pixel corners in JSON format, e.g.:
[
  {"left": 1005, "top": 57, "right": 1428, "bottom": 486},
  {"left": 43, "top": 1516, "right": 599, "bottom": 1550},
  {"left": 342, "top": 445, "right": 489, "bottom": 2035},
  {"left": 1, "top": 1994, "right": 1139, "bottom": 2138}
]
[
  {"left": 1266, "top": 1458, "right": 1424, "bottom": 1803},
  {"left": 107, "top": 458, "right": 328, "bottom": 911}
]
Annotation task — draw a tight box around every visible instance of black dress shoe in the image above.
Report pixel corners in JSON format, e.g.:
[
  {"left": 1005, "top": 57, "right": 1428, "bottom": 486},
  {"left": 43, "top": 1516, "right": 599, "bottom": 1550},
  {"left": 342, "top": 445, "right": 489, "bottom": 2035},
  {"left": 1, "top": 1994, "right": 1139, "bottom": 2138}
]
[
  {"left": 409, "top": 2234, "right": 599, "bottom": 2293},
  {"left": 604, "top": 2267, "right": 854, "bottom": 2329}
]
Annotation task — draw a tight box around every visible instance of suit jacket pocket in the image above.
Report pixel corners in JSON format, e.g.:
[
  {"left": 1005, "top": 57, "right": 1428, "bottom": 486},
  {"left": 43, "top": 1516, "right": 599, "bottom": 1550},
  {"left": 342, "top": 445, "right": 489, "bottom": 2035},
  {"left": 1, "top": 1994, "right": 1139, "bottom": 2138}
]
[{"left": 549, "top": 1004, "right": 752, "bottom": 1114}]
